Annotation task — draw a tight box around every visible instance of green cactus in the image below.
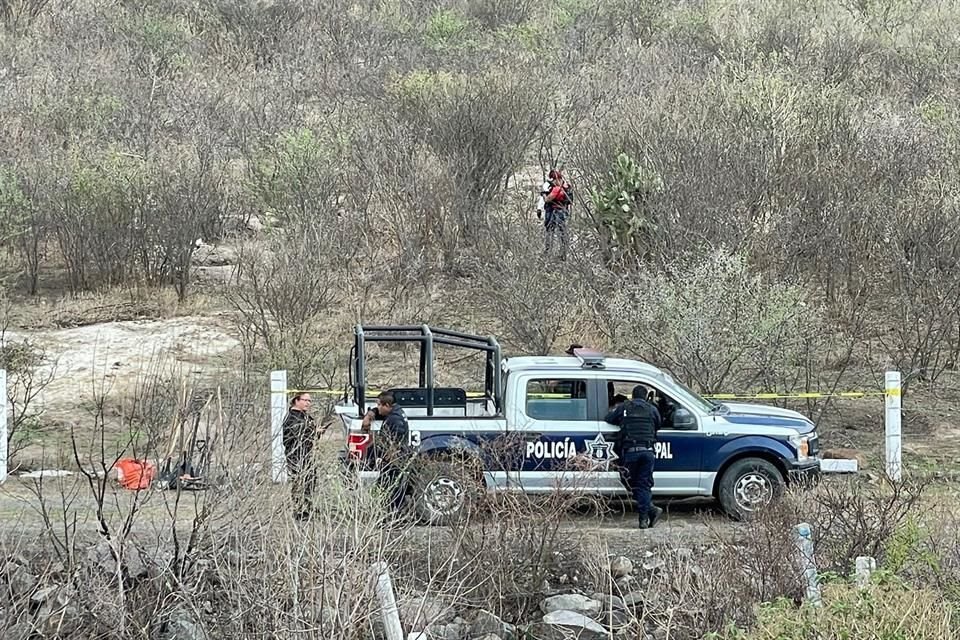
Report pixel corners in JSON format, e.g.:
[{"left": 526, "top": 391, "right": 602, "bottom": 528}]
[{"left": 589, "top": 152, "right": 664, "bottom": 260}]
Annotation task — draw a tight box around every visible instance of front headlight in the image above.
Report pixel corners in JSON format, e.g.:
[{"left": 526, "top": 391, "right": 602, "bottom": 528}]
[{"left": 789, "top": 434, "right": 810, "bottom": 461}]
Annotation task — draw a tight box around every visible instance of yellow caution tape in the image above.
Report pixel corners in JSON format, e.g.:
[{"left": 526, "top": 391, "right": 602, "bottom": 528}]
[
  {"left": 703, "top": 391, "right": 888, "bottom": 400},
  {"left": 284, "top": 388, "right": 895, "bottom": 400}
]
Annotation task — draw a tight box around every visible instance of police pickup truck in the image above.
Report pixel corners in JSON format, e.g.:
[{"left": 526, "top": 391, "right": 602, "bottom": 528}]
[{"left": 336, "top": 325, "right": 821, "bottom": 524}]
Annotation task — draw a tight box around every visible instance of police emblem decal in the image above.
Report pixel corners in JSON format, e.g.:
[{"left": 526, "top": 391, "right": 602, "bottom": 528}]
[{"left": 586, "top": 433, "right": 618, "bottom": 468}]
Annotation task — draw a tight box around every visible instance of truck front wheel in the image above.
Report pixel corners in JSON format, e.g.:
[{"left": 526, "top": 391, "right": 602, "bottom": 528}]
[
  {"left": 410, "top": 458, "right": 484, "bottom": 526},
  {"left": 717, "top": 457, "right": 785, "bottom": 520}
]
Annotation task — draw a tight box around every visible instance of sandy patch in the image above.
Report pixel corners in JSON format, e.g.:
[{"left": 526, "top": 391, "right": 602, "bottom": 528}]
[{"left": 5, "top": 315, "right": 240, "bottom": 416}]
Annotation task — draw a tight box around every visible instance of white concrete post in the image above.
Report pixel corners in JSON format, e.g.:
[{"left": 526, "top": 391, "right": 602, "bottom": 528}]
[
  {"left": 270, "top": 370, "right": 288, "bottom": 484},
  {"left": 855, "top": 556, "right": 876, "bottom": 589},
  {"left": 0, "top": 369, "right": 7, "bottom": 484},
  {"left": 372, "top": 561, "right": 405, "bottom": 640},
  {"left": 794, "top": 522, "right": 821, "bottom": 606},
  {"left": 885, "top": 371, "right": 902, "bottom": 482}
]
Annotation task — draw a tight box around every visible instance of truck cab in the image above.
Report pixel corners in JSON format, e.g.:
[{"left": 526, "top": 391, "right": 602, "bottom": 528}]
[{"left": 336, "top": 325, "right": 822, "bottom": 524}]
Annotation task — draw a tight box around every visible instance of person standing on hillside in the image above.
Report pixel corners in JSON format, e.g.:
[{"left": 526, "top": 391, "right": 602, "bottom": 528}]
[
  {"left": 605, "top": 385, "right": 664, "bottom": 529},
  {"left": 282, "top": 393, "right": 323, "bottom": 521},
  {"left": 542, "top": 169, "right": 573, "bottom": 260}
]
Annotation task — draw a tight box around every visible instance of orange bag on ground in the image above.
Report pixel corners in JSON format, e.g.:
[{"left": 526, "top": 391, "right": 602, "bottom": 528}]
[{"left": 114, "top": 458, "right": 156, "bottom": 490}]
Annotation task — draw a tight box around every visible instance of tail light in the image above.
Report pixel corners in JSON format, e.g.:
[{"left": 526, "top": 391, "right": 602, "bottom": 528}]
[{"left": 346, "top": 433, "right": 372, "bottom": 460}]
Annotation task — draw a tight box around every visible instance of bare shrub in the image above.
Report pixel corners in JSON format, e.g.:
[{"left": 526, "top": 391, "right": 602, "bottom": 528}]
[
  {"left": 807, "top": 475, "right": 928, "bottom": 575},
  {"left": 0, "top": 164, "right": 47, "bottom": 294},
  {"left": 595, "top": 248, "right": 828, "bottom": 393},
  {"left": 44, "top": 146, "right": 226, "bottom": 296},
  {"left": 215, "top": 0, "right": 309, "bottom": 69},
  {"left": 141, "top": 145, "right": 230, "bottom": 301},
  {"left": 0, "top": 295, "right": 55, "bottom": 468},
  {"left": 0, "top": 0, "right": 51, "bottom": 33},
  {"left": 462, "top": 0, "right": 534, "bottom": 30},
  {"left": 875, "top": 190, "right": 960, "bottom": 392},
  {"left": 393, "top": 441, "right": 604, "bottom": 622},
  {"left": 225, "top": 218, "right": 362, "bottom": 384},
  {"left": 385, "top": 66, "right": 547, "bottom": 269},
  {"left": 621, "top": 499, "right": 808, "bottom": 637},
  {"left": 465, "top": 216, "right": 587, "bottom": 355}
]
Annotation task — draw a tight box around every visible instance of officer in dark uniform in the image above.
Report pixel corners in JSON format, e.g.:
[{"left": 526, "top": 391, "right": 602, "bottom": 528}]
[
  {"left": 361, "top": 391, "right": 412, "bottom": 513},
  {"left": 605, "top": 385, "right": 664, "bottom": 528},
  {"left": 282, "top": 393, "right": 322, "bottom": 521}
]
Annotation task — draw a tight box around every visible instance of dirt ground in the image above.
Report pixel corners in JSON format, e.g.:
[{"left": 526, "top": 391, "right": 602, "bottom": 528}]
[
  {"left": 3, "top": 294, "right": 960, "bottom": 554},
  {"left": 4, "top": 315, "right": 240, "bottom": 419},
  {"left": 0, "top": 470, "right": 735, "bottom": 555}
]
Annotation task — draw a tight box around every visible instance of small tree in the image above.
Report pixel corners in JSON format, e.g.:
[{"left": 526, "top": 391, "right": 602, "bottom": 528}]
[
  {"left": 0, "top": 296, "right": 55, "bottom": 467},
  {"left": 0, "top": 166, "right": 46, "bottom": 294}
]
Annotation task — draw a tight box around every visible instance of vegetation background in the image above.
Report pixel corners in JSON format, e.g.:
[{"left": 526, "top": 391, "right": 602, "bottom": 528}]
[{"left": 2, "top": 0, "right": 960, "bottom": 637}]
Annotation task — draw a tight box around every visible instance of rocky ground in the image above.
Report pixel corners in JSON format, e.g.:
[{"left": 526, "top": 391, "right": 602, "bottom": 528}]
[{"left": 0, "top": 467, "right": 737, "bottom": 640}]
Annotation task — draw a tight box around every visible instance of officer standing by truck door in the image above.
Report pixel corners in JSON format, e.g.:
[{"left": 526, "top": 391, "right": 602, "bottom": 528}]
[
  {"left": 361, "top": 391, "right": 412, "bottom": 516},
  {"left": 605, "top": 385, "right": 664, "bottom": 529}
]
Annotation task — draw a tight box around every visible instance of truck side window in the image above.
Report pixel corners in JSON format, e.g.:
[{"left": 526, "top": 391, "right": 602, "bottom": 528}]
[
  {"left": 603, "top": 379, "right": 694, "bottom": 430},
  {"left": 525, "top": 379, "right": 589, "bottom": 421}
]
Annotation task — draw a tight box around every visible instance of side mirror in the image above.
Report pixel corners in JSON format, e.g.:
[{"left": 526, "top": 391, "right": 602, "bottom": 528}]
[{"left": 673, "top": 408, "right": 697, "bottom": 430}]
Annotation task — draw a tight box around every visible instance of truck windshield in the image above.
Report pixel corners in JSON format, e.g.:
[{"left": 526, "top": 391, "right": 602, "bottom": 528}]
[{"left": 664, "top": 376, "right": 716, "bottom": 414}]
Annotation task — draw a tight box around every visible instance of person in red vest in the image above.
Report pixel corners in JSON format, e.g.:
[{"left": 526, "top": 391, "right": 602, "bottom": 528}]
[{"left": 542, "top": 169, "right": 573, "bottom": 260}]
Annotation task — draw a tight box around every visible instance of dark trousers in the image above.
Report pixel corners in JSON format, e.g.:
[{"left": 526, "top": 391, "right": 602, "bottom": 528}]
[
  {"left": 379, "top": 461, "right": 408, "bottom": 511},
  {"left": 544, "top": 207, "right": 569, "bottom": 259},
  {"left": 371, "top": 442, "right": 414, "bottom": 512},
  {"left": 284, "top": 443, "right": 317, "bottom": 515},
  {"left": 622, "top": 447, "right": 656, "bottom": 519}
]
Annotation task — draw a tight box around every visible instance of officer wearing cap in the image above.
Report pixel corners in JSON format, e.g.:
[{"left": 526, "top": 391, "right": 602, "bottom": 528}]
[{"left": 605, "top": 384, "right": 664, "bottom": 529}]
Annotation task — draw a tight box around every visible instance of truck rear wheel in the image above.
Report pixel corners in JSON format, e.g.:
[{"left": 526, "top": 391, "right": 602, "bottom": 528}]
[
  {"left": 410, "top": 458, "right": 484, "bottom": 526},
  {"left": 718, "top": 457, "right": 784, "bottom": 520}
]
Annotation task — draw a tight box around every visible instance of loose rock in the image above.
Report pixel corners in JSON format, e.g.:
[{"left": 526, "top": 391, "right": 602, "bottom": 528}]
[
  {"left": 193, "top": 243, "right": 238, "bottom": 267},
  {"left": 615, "top": 575, "right": 634, "bottom": 592},
  {"left": 540, "top": 594, "right": 602, "bottom": 618},
  {"left": 30, "top": 585, "right": 59, "bottom": 603},
  {"left": 161, "top": 608, "right": 207, "bottom": 640},
  {"left": 541, "top": 610, "right": 607, "bottom": 639},
  {"left": 470, "top": 609, "right": 515, "bottom": 639},
  {"left": 610, "top": 556, "right": 634, "bottom": 578},
  {"left": 84, "top": 540, "right": 153, "bottom": 581},
  {"left": 426, "top": 621, "right": 468, "bottom": 640},
  {"left": 592, "top": 592, "right": 627, "bottom": 611},
  {"left": 641, "top": 558, "right": 664, "bottom": 572}
]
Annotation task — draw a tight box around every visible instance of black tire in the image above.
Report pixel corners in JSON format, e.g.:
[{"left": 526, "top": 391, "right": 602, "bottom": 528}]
[
  {"left": 717, "top": 457, "right": 785, "bottom": 520},
  {"left": 410, "top": 458, "right": 484, "bottom": 526}
]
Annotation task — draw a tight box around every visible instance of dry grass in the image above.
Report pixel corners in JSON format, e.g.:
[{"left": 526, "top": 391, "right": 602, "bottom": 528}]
[{"left": 6, "top": 285, "right": 225, "bottom": 330}]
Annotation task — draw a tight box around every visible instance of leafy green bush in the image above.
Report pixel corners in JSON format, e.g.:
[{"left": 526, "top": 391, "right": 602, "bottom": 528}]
[
  {"left": 423, "top": 9, "right": 471, "bottom": 49},
  {"left": 710, "top": 577, "right": 957, "bottom": 640}
]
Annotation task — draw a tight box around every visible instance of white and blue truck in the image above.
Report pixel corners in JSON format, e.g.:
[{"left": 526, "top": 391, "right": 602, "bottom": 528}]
[{"left": 336, "top": 325, "right": 822, "bottom": 524}]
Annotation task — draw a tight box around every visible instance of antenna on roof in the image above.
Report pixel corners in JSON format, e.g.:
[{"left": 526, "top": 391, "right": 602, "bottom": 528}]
[{"left": 569, "top": 345, "right": 605, "bottom": 369}]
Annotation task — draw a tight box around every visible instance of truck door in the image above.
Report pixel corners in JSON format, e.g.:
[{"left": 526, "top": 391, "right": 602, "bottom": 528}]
[
  {"left": 600, "top": 379, "right": 705, "bottom": 495},
  {"left": 512, "top": 375, "right": 615, "bottom": 493}
]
